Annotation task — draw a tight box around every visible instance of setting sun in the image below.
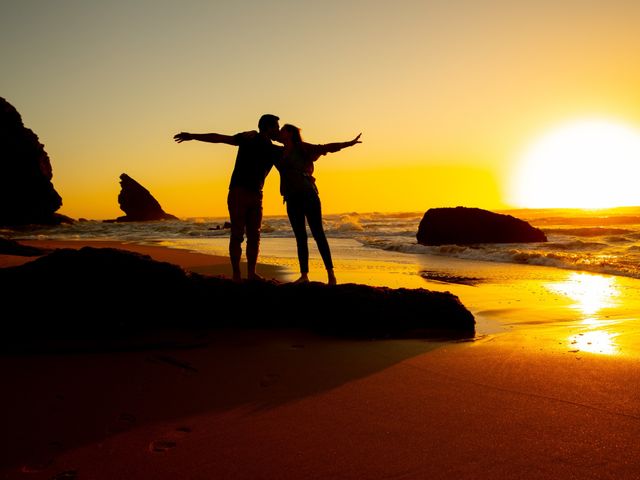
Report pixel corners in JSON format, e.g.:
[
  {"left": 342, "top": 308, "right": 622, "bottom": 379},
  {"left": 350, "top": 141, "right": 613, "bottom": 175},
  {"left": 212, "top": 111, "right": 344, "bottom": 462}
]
[{"left": 509, "top": 119, "right": 640, "bottom": 209}]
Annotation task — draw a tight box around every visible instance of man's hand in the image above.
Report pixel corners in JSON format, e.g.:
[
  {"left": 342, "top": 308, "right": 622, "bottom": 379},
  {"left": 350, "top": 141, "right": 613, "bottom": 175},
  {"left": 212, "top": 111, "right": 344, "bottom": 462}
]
[{"left": 173, "top": 132, "right": 193, "bottom": 143}]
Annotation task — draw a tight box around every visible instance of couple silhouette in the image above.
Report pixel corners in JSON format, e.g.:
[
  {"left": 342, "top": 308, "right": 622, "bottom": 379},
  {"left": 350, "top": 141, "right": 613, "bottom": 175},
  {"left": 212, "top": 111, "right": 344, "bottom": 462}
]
[{"left": 174, "top": 114, "right": 361, "bottom": 285}]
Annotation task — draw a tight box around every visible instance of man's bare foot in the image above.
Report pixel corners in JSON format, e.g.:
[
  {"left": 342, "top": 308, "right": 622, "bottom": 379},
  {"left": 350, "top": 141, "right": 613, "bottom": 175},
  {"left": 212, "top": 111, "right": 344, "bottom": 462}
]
[
  {"left": 292, "top": 274, "right": 309, "bottom": 284},
  {"left": 327, "top": 269, "right": 337, "bottom": 285},
  {"left": 232, "top": 272, "right": 242, "bottom": 283},
  {"left": 248, "top": 273, "right": 266, "bottom": 282}
]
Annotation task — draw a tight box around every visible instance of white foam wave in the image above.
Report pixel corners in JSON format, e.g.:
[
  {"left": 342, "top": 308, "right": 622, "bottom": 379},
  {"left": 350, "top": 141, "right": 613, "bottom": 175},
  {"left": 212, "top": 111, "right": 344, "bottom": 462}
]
[
  {"left": 358, "top": 238, "right": 640, "bottom": 279},
  {"left": 542, "top": 240, "right": 609, "bottom": 251},
  {"left": 543, "top": 227, "right": 634, "bottom": 237},
  {"left": 331, "top": 214, "right": 364, "bottom": 232}
]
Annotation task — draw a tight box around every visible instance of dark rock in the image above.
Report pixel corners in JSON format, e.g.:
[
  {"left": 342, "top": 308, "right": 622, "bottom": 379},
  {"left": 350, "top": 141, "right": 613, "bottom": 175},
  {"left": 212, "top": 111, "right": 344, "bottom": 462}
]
[
  {"left": 208, "top": 221, "right": 232, "bottom": 231},
  {"left": 0, "top": 237, "right": 47, "bottom": 256},
  {"left": 417, "top": 207, "right": 547, "bottom": 245},
  {"left": 0, "top": 247, "right": 475, "bottom": 351},
  {"left": 419, "top": 270, "right": 483, "bottom": 286},
  {"left": 113, "top": 173, "right": 178, "bottom": 222},
  {"left": 0, "top": 97, "right": 66, "bottom": 225}
]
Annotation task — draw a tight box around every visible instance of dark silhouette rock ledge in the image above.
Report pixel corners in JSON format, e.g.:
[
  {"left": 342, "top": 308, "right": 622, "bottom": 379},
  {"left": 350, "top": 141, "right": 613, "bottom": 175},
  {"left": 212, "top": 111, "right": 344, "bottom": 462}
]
[{"left": 0, "top": 247, "right": 475, "bottom": 351}]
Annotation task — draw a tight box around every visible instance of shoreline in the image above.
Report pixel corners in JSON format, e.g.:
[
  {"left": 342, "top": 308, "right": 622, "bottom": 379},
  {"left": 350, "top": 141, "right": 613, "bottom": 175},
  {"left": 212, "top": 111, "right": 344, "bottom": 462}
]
[
  {"left": 6, "top": 238, "right": 640, "bottom": 352},
  {"left": 1, "top": 238, "right": 640, "bottom": 477},
  {"left": 9, "top": 239, "right": 292, "bottom": 281}
]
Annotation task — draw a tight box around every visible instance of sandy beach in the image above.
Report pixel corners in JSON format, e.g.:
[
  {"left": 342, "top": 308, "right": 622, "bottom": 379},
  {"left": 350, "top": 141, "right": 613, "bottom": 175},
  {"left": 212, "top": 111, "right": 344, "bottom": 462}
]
[
  {"left": 4, "top": 0, "right": 640, "bottom": 476},
  {"left": 9, "top": 239, "right": 287, "bottom": 279},
  {"left": 1, "top": 240, "right": 639, "bottom": 478}
]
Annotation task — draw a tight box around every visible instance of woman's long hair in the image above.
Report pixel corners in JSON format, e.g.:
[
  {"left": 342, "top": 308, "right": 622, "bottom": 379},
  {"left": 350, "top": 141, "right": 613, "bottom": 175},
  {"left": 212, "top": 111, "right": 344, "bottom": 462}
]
[{"left": 282, "top": 124, "right": 303, "bottom": 146}]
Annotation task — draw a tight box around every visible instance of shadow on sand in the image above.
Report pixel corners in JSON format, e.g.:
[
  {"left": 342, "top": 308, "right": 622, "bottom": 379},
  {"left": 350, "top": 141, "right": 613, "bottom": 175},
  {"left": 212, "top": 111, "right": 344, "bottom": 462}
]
[{"left": 0, "top": 247, "right": 475, "bottom": 473}]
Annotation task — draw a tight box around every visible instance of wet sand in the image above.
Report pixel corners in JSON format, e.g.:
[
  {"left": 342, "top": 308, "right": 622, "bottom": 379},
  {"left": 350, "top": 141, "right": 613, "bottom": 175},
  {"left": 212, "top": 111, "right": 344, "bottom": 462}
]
[
  {"left": 2, "top": 330, "right": 639, "bottom": 479},
  {"left": 1, "top": 240, "right": 640, "bottom": 478}
]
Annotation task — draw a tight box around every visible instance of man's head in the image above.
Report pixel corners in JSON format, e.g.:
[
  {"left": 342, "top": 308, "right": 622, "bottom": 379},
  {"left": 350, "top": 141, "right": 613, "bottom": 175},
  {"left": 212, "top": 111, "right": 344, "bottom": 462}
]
[{"left": 258, "top": 114, "right": 280, "bottom": 141}]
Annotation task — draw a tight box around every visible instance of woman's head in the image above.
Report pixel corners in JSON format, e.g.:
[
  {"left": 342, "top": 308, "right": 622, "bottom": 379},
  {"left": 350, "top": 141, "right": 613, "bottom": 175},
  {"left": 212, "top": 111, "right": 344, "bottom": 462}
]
[{"left": 280, "top": 124, "right": 303, "bottom": 146}]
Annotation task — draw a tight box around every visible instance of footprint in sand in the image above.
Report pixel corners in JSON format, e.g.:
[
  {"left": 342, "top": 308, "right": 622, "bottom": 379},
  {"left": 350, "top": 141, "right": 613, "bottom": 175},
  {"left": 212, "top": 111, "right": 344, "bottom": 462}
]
[
  {"left": 149, "top": 440, "right": 178, "bottom": 453},
  {"left": 148, "top": 426, "right": 192, "bottom": 454}
]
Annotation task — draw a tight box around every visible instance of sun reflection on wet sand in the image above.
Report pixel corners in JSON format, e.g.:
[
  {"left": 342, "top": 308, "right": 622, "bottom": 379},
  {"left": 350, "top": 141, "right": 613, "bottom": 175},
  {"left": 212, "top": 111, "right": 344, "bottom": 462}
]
[
  {"left": 568, "top": 329, "right": 619, "bottom": 355},
  {"left": 546, "top": 273, "right": 621, "bottom": 355},
  {"left": 546, "top": 272, "right": 619, "bottom": 316}
]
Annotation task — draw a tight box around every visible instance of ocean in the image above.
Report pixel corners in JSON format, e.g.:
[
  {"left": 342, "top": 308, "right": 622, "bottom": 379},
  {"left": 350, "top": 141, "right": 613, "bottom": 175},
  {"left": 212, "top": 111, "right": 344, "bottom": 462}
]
[{"left": 4, "top": 207, "right": 640, "bottom": 281}]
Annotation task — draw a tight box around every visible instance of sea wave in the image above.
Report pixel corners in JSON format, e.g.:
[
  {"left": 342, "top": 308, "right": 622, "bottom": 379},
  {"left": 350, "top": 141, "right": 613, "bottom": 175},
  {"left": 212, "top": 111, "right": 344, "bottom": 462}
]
[
  {"left": 5, "top": 209, "right": 640, "bottom": 281},
  {"left": 542, "top": 227, "right": 633, "bottom": 237},
  {"left": 358, "top": 237, "right": 640, "bottom": 279},
  {"left": 541, "top": 240, "right": 609, "bottom": 251}
]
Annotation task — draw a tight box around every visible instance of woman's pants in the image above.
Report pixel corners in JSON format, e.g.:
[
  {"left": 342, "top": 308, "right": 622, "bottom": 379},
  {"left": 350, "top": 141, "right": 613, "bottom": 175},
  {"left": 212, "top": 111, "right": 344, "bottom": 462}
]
[{"left": 286, "top": 191, "right": 334, "bottom": 273}]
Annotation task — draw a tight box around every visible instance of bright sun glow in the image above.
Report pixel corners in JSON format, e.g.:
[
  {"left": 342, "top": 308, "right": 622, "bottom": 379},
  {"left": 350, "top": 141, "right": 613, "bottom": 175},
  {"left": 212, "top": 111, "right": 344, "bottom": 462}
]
[{"left": 510, "top": 119, "right": 640, "bottom": 209}]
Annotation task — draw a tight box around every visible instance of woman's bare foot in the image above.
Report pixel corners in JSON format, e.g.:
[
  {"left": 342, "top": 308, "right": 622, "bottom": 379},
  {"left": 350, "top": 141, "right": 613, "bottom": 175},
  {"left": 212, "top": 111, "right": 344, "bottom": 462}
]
[
  {"left": 293, "top": 273, "right": 309, "bottom": 284},
  {"left": 327, "top": 269, "right": 337, "bottom": 285},
  {"left": 248, "top": 273, "right": 266, "bottom": 282}
]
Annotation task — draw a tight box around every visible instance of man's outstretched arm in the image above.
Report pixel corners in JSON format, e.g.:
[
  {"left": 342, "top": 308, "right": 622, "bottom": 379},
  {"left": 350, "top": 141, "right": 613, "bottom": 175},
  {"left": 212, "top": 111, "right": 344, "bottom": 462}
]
[{"left": 173, "top": 132, "right": 240, "bottom": 145}]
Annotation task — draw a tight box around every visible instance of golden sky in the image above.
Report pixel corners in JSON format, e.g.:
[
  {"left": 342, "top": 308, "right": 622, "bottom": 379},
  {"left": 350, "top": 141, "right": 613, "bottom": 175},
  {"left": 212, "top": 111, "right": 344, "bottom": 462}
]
[{"left": 2, "top": 1, "right": 640, "bottom": 218}]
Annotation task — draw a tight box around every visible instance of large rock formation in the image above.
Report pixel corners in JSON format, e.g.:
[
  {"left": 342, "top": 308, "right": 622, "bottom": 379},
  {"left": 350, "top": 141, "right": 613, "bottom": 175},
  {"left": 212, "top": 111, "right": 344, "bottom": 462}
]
[
  {"left": 0, "top": 247, "right": 475, "bottom": 351},
  {"left": 0, "top": 97, "right": 68, "bottom": 225},
  {"left": 417, "top": 207, "right": 547, "bottom": 245},
  {"left": 0, "top": 237, "right": 47, "bottom": 256},
  {"left": 112, "top": 173, "right": 178, "bottom": 222}
]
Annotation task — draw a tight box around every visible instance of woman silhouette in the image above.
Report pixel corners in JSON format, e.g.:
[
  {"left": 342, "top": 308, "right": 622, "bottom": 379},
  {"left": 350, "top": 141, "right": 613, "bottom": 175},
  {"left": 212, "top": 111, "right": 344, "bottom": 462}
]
[{"left": 277, "top": 124, "right": 361, "bottom": 285}]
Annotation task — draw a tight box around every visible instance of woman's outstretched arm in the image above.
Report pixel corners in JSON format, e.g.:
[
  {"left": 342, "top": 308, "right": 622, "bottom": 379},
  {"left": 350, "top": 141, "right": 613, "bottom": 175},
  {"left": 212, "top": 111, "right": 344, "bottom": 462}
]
[{"left": 318, "top": 133, "right": 362, "bottom": 155}]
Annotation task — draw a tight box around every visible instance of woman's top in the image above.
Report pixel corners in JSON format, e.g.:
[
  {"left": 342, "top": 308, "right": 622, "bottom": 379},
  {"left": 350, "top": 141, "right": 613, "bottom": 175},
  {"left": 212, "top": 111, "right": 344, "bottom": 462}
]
[{"left": 277, "top": 142, "right": 341, "bottom": 200}]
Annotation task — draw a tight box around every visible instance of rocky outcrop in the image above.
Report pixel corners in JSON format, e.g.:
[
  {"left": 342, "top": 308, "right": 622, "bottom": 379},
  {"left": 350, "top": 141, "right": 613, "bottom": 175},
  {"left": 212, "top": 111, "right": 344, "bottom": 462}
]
[
  {"left": 0, "top": 237, "right": 47, "bottom": 256},
  {"left": 0, "top": 97, "right": 69, "bottom": 225},
  {"left": 0, "top": 247, "right": 475, "bottom": 351},
  {"left": 417, "top": 207, "right": 547, "bottom": 245},
  {"left": 112, "top": 173, "right": 178, "bottom": 222}
]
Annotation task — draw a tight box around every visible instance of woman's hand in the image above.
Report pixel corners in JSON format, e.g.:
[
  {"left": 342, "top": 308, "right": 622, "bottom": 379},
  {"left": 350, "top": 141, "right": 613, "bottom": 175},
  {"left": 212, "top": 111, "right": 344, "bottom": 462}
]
[{"left": 349, "top": 133, "right": 362, "bottom": 146}]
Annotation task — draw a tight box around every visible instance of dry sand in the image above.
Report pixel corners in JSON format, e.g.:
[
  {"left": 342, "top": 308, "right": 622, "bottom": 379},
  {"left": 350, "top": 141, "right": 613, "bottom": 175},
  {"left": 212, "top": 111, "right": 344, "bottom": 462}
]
[
  {"left": 12, "top": 239, "right": 288, "bottom": 280},
  {"left": 1, "top": 240, "right": 639, "bottom": 479}
]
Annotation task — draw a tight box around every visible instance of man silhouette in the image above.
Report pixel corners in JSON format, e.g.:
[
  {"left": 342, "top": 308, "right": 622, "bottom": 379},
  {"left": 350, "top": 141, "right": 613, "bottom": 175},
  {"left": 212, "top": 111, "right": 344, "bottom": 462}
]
[{"left": 174, "top": 114, "right": 281, "bottom": 281}]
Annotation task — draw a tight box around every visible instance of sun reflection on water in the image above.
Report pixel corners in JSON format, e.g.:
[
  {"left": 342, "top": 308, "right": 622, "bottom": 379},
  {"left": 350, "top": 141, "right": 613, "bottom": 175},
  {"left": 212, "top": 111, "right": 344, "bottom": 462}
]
[{"left": 546, "top": 272, "right": 621, "bottom": 355}]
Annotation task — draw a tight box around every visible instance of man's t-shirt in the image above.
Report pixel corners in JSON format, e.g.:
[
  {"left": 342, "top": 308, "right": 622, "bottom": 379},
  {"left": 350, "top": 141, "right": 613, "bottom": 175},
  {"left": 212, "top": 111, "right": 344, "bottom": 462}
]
[{"left": 229, "top": 132, "right": 282, "bottom": 193}]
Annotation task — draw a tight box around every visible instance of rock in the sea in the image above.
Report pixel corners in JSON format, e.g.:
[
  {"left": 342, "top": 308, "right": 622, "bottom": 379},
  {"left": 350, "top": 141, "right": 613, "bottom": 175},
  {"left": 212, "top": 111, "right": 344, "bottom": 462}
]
[
  {"left": 0, "top": 247, "right": 475, "bottom": 350},
  {"left": 0, "top": 97, "right": 70, "bottom": 225},
  {"left": 113, "top": 173, "right": 178, "bottom": 222},
  {"left": 417, "top": 207, "right": 547, "bottom": 245}
]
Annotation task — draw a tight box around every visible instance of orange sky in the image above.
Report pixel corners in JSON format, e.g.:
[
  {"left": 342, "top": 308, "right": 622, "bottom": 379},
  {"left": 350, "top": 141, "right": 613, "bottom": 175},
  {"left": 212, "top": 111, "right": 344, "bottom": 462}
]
[{"left": 2, "top": 1, "right": 640, "bottom": 219}]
